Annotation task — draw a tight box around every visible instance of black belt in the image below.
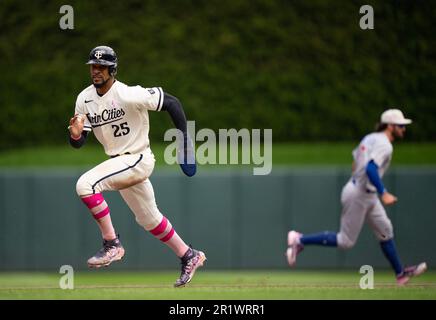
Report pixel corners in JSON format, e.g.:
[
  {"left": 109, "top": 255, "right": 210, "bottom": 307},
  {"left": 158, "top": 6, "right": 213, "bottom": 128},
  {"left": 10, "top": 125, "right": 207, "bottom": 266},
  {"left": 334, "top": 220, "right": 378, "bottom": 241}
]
[
  {"left": 110, "top": 152, "right": 131, "bottom": 158},
  {"left": 352, "top": 178, "right": 376, "bottom": 194}
]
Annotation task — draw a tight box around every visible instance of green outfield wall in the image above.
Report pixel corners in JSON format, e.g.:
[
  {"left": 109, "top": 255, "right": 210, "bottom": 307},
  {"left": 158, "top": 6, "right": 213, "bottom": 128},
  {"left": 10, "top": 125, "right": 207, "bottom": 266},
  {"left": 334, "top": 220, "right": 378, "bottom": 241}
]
[
  {"left": 0, "top": 167, "right": 434, "bottom": 271},
  {"left": 1, "top": 1, "right": 435, "bottom": 149}
]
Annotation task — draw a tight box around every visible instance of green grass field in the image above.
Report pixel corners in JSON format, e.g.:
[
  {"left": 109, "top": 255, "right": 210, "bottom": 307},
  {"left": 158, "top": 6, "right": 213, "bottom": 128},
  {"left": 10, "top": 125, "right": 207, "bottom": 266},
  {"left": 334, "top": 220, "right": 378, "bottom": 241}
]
[
  {"left": 1, "top": 270, "right": 435, "bottom": 300},
  {"left": 0, "top": 142, "right": 436, "bottom": 167},
  {"left": 1, "top": 144, "right": 435, "bottom": 301}
]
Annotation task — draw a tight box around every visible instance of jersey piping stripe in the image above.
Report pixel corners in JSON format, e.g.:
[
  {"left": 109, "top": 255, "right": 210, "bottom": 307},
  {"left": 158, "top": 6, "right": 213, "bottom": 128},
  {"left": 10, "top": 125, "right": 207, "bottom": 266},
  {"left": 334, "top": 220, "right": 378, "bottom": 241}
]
[
  {"left": 157, "top": 87, "right": 163, "bottom": 111},
  {"left": 91, "top": 154, "right": 143, "bottom": 194}
]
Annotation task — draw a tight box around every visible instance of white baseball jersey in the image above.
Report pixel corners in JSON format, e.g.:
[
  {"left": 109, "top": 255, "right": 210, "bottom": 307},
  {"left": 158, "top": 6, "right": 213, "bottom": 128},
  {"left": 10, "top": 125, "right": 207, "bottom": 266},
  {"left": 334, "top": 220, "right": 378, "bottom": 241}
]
[
  {"left": 351, "top": 132, "right": 393, "bottom": 192},
  {"left": 75, "top": 80, "right": 163, "bottom": 156}
]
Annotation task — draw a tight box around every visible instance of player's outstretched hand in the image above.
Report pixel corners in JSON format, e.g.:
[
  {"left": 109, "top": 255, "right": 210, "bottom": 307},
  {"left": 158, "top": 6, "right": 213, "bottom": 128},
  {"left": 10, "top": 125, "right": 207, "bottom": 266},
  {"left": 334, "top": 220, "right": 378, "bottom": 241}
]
[
  {"left": 381, "top": 191, "right": 398, "bottom": 206},
  {"left": 68, "top": 114, "right": 85, "bottom": 139},
  {"left": 177, "top": 133, "right": 196, "bottom": 177}
]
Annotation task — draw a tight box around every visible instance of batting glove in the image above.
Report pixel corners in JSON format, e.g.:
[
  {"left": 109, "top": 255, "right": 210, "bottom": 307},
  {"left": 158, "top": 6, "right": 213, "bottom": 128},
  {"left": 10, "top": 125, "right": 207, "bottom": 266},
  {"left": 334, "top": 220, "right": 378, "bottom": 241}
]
[{"left": 177, "top": 133, "right": 197, "bottom": 177}]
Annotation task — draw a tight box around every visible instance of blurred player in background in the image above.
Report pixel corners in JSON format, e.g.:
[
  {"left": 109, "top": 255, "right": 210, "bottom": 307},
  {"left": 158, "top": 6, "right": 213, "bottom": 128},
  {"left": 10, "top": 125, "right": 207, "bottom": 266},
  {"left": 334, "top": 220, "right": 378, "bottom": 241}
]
[
  {"left": 68, "top": 45, "right": 206, "bottom": 287},
  {"left": 286, "top": 109, "right": 427, "bottom": 285}
]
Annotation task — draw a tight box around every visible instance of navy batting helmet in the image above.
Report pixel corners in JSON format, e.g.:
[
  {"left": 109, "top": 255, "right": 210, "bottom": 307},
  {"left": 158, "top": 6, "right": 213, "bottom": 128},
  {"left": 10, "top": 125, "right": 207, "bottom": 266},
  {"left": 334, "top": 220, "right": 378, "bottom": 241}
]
[{"left": 86, "top": 46, "right": 118, "bottom": 76}]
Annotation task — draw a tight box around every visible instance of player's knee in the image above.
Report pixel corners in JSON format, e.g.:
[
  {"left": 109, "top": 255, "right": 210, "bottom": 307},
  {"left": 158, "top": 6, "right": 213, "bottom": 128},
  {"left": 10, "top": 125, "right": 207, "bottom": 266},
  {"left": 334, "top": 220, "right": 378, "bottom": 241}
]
[
  {"left": 339, "top": 240, "right": 355, "bottom": 250},
  {"left": 76, "top": 176, "right": 93, "bottom": 196},
  {"left": 337, "top": 233, "right": 356, "bottom": 250},
  {"left": 134, "top": 206, "right": 162, "bottom": 229},
  {"left": 375, "top": 222, "right": 394, "bottom": 241},
  {"left": 135, "top": 215, "right": 148, "bottom": 228}
]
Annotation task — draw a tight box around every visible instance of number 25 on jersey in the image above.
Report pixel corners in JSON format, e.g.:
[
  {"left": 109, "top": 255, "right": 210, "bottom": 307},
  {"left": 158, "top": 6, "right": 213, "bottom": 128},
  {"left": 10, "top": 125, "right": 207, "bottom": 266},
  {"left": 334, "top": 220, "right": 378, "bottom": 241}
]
[{"left": 112, "top": 122, "right": 130, "bottom": 137}]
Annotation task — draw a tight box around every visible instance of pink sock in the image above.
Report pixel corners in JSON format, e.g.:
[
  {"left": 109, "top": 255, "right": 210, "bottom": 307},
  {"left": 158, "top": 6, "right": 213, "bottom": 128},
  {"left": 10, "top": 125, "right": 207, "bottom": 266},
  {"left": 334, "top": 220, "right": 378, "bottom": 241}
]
[
  {"left": 149, "top": 216, "right": 189, "bottom": 257},
  {"left": 81, "top": 193, "right": 116, "bottom": 240}
]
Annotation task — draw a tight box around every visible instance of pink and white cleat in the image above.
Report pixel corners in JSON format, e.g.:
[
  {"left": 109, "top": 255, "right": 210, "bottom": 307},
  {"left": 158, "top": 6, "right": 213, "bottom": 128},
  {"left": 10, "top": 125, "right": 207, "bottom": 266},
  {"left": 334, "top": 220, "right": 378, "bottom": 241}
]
[
  {"left": 396, "top": 262, "right": 427, "bottom": 286},
  {"left": 174, "top": 247, "right": 207, "bottom": 287},
  {"left": 286, "top": 230, "right": 304, "bottom": 267},
  {"left": 87, "top": 237, "right": 125, "bottom": 268}
]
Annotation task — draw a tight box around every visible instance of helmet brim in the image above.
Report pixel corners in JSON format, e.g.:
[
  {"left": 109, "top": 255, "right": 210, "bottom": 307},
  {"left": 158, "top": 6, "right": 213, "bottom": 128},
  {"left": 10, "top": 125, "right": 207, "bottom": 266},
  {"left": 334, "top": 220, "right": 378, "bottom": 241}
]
[{"left": 86, "top": 59, "right": 116, "bottom": 66}]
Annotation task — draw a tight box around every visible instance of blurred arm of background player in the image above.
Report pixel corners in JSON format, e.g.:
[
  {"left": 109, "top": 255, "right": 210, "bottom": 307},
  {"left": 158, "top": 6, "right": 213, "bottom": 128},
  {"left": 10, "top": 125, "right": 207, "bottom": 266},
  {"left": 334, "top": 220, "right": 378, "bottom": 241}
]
[
  {"left": 161, "top": 92, "right": 196, "bottom": 177},
  {"left": 366, "top": 160, "right": 397, "bottom": 206},
  {"left": 351, "top": 160, "right": 396, "bottom": 205}
]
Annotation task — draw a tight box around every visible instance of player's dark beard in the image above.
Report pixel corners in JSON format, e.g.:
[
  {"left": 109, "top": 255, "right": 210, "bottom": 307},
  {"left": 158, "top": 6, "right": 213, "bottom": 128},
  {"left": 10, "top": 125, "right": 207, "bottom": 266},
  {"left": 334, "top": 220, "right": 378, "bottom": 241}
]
[
  {"left": 93, "top": 76, "right": 111, "bottom": 88},
  {"left": 394, "top": 131, "right": 404, "bottom": 139},
  {"left": 393, "top": 127, "right": 405, "bottom": 140}
]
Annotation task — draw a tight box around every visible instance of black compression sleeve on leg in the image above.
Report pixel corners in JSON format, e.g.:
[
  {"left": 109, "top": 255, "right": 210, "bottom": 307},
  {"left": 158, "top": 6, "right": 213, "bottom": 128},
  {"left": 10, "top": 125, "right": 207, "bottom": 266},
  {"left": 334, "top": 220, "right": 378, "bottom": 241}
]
[
  {"left": 161, "top": 92, "right": 187, "bottom": 134},
  {"left": 69, "top": 131, "right": 88, "bottom": 149}
]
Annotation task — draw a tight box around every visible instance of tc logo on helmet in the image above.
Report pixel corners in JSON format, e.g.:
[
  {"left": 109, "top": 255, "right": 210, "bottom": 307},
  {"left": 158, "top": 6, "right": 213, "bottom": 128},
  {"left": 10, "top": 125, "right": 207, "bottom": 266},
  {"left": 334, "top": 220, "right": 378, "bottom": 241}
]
[{"left": 94, "top": 50, "right": 103, "bottom": 59}]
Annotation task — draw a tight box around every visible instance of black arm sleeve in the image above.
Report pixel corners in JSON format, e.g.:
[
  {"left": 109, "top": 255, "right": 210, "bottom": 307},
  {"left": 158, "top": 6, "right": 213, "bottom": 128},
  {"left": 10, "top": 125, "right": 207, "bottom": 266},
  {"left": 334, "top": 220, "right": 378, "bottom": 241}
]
[
  {"left": 69, "top": 131, "right": 88, "bottom": 149},
  {"left": 161, "top": 92, "right": 187, "bottom": 134}
]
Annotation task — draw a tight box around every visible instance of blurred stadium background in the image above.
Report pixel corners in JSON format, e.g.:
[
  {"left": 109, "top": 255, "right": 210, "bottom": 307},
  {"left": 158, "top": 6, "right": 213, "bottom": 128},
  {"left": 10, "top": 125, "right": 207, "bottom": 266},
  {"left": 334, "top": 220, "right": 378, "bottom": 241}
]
[{"left": 0, "top": 0, "right": 435, "bottom": 298}]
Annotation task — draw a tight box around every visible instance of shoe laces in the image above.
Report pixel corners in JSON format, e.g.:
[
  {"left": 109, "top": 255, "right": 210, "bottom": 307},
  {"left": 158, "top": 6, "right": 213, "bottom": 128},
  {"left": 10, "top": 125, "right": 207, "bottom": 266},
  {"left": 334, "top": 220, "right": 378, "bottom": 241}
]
[
  {"left": 181, "top": 257, "right": 195, "bottom": 275},
  {"left": 403, "top": 266, "right": 416, "bottom": 276},
  {"left": 103, "top": 243, "right": 113, "bottom": 252},
  {"left": 100, "top": 239, "right": 118, "bottom": 253},
  {"left": 398, "top": 266, "right": 416, "bottom": 279}
]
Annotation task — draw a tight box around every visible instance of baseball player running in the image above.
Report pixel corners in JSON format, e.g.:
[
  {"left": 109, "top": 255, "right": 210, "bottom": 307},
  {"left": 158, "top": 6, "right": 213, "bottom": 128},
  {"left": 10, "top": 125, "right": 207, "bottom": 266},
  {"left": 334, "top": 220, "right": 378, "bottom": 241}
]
[
  {"left": 68, "top": 45, "right": 206, "bottom": 287},
  {"left": 286, "top": 109, "right": 427, "bottom": 285}
]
